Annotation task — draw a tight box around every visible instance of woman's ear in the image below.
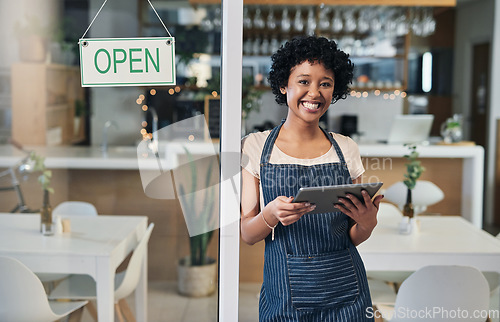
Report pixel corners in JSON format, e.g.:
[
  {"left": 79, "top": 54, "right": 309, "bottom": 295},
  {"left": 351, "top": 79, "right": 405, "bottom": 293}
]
[{"left": 280, "top": 87, "right": 286, "bottom": 94}]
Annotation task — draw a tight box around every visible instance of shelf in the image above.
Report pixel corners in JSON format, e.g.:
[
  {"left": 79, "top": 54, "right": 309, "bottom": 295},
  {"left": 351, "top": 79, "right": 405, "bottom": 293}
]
[{"left": 189, "top": 0, "right": 455, "bottom": 6}]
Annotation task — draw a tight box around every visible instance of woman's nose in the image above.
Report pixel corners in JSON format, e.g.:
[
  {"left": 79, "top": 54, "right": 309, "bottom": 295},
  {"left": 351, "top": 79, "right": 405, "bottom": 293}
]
[{"left": 307, "top": 86, "right": 320, "bottom": 98}]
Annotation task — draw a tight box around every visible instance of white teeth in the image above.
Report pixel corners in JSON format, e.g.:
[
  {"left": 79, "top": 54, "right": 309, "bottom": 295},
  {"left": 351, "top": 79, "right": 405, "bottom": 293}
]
[{"left": 302, "top": 102, "right": 320, "bottom": 110}]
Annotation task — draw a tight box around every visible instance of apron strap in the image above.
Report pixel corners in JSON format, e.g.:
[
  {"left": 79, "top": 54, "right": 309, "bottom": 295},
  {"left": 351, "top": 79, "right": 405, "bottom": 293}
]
[
  {"left": 319, "top": 126, "right": 348, "bottom": 166},
  {"left": 259, "top": 119, "right": 285, "bottom": 165}
]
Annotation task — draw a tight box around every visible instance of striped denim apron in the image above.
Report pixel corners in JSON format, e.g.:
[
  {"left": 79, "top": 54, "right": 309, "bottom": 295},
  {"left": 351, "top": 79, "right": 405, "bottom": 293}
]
[{"left": 258, "top": 121, "right": 373, "bottom": 321}]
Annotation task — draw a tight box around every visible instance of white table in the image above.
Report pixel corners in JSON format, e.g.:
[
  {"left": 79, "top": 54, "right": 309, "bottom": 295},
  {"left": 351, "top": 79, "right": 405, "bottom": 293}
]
[
  {"left": 0, "top": 213, "right": 148, "bottom": 322},
  {"left": 358, "top": 215, "right": 500, "bottom": 274}
]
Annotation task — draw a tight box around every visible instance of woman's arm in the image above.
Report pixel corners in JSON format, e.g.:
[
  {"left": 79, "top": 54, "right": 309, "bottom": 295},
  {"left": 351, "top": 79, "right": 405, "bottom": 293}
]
[
  {"left": 337, "top": 177, "right": 384, "bottom": 246},
  {"left": 240, "top": 168, "right": 316, "bottom": 245}
]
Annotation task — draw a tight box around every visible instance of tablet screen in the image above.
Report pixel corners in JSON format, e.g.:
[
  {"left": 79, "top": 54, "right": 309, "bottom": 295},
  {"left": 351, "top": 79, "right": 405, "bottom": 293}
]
[{"left": 292, "top": 182, "right": 383, "bottom": 215}]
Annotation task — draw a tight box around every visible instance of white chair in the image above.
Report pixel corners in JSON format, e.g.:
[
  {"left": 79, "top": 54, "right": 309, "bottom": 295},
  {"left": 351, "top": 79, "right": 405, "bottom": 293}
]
[
  {"left": 49, "top": 222, "right": 155, "bottom": 322},
  {"left": 37, "top": 201, "right": 99, "bottom": 286},
  {"left": 380, "top": 265, "right": 490, "bottom": 322},
  {"left": 52, "top": 201, "right": 98, "bottom": 216},
  {"left": 0, "top": 256, "right": 88, "bottom": 322},
  {"left": 384, "top": 180, "right": 444, "bottom": 216}
]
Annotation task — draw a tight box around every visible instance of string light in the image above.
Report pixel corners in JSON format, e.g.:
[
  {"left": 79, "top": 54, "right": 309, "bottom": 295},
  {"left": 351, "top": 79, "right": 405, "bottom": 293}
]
[
  {"left": 350, "top": 90, "right": 356, "bottom": 97},
  {"left": 136, "top": 98, "right": 142, "bottom": 105},
  {"left": 389, "top": 94, "right": 396, "bottom": 100},
  {"left": 211, "top": 91, "right": 218, "bottom": 97},
  {"left": 394, "top": 90, "right": 401, "bottom": 96},
  {"left": 188, "top": 135, "right": 195, "bottom": 141},
  {"left": 142, "top": 105, "right": 148, "bottom": 111},
  {"left": 168, "top": 88, "right": 175, "bottom": 95},
  {"left": 142, "top": 121, "right": 148, "bottom": 127},
  {"left": 139, "top": 94, "right": 145, "bottom": 100},
  {"left": 362, "top": 91, "right": 368, "bottom": 98},
  {"left": 175, "top": 86, "right": 181, "bottom": 93},
  {"left": 383, "top": 93, "right": 389, "bottom": 99},
  {"left": 401, "top": 92, "right": 407, "bottom": 98},
  {"left": 374, "top": 90, "right": 381, "bottom": 96},
  {"left": 150, "top": 89, "right": 156, "bottom": 95},
  {"left": 140, "top": 129, "right": 147, "bottom": 135}
]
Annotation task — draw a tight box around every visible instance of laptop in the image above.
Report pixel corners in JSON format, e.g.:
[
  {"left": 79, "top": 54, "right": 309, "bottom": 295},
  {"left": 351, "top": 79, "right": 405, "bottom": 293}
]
[{"left": 386, "top": 114, "right": 434, "bottom": 144}]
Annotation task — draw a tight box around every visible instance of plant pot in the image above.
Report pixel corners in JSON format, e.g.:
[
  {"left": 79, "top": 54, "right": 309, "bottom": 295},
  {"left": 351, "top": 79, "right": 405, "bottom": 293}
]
[
  {"left": 19, "top": 35, "right": 47, "bottom": 62},
  {"left": 74, "top": 117, "right": 81, "bottom": 137},
  {"left": 177, "top": 256, "right": 217, "bottom": 297}
]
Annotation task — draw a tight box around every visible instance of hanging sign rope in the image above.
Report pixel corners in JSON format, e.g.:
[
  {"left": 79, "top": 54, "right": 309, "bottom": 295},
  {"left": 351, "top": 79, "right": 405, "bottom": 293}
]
[{"left": 78, "top": 0, "right": 176, "bottom": 87}]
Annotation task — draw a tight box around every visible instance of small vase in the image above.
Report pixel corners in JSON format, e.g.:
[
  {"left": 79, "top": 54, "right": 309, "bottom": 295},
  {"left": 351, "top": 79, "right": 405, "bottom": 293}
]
[
  {"left": 40, "top": 189, "right": 54, "bottom": 236},
  {"left": 403, "top": 188, "right": 414, "bottom": 219}
]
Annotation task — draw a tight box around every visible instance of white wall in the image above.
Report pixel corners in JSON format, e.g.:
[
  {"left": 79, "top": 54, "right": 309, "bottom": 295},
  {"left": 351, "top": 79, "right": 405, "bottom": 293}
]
[
  {"left": 453, "top": 0, "right": 494, "bottom": 139},
  {"left": 89, "top": 0, "right": 143, "bottom": 146},
  {"left": 245, "top": 92, "right": 287, "bottom": 132},
  {"left": 328, "top": 94, "right": 404, "bottom": 142},
  {"left": 486, "top": 0, "right": 500, "bottom": 224},
  {"left": 454, "top": 0, "right": 497, "bottom": 224}
]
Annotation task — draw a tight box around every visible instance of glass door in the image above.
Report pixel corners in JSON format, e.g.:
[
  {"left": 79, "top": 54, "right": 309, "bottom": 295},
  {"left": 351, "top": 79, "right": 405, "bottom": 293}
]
[{"left": 1, "top": 0, "right": 244, "bottom": 320}]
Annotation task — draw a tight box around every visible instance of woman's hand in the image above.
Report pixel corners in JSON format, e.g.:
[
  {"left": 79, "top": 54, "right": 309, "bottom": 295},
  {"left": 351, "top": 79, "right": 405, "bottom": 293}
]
[
  {"left": 334, "top": 190, "right": 384, "bottom": 245},
  {"left": 263, "top": 196, "right": 317, "bottom": 227}
]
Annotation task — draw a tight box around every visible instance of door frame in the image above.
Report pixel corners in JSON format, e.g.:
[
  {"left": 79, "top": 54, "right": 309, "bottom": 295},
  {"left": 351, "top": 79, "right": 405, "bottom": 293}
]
[{"left": 219, "top": 0, "right": 243, "bottom": 321}]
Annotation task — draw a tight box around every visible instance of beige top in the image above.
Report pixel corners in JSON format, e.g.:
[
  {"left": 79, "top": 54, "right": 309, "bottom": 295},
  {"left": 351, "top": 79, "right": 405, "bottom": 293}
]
[{"left": 241, "top": 130, "right": 365, "bottom": 207}]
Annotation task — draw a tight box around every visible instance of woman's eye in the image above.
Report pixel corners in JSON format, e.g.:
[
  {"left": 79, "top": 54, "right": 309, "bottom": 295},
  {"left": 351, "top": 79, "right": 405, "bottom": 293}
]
[
  {"left": 321, "top": 82, "right": 333, "bottom": 87},
  {"left": 298, "top": 79, "right": 309, "bottom": 85}
]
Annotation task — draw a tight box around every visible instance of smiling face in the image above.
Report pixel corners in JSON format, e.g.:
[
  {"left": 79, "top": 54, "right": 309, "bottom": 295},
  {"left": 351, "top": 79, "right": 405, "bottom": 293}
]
[{"left": 281, "top": 60, "right": 335, "bottom": 124}]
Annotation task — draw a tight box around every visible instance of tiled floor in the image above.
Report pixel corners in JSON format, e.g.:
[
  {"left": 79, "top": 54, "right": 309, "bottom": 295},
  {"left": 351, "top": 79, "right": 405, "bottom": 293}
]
[
  {"left": 78, "top": 280, "right": 500, "bottom": 322},
  {"left": 78, "top": 281, "right": 260, "bottom": 322}
]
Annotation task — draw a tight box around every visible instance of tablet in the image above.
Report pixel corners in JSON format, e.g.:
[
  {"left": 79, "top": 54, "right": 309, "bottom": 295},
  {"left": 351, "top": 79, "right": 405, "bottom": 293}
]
[{"left": 292, "top": 182, "right": 383, "bottom": 215}]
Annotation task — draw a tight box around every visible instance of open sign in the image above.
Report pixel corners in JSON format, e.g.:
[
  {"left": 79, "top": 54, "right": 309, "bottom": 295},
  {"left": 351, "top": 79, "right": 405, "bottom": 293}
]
[{"left": 79, "top": 37, "right": 176, "bottom": 87}]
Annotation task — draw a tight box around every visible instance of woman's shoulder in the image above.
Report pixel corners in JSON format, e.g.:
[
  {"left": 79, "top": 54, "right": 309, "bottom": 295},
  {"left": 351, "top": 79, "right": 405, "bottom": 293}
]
[
  {"left": 328, "top": 132, "right": 357, "bottom": 146},
  {"left": 241, "top": 130, "right": 272, "bottom": 149}
]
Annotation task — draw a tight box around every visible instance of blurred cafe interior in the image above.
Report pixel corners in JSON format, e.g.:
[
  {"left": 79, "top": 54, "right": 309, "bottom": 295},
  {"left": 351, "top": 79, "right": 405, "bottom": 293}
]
[{"left": 1, "top": 0, "right": 500, "bottom": 321}]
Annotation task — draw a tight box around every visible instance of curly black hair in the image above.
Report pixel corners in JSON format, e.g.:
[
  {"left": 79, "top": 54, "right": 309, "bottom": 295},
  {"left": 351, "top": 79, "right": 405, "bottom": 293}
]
[{"left": 268, "top": 36, "right": 354, "bottom": 106}]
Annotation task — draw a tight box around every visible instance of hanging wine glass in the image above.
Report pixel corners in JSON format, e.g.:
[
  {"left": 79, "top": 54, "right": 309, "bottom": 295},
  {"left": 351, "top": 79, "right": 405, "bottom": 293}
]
[
  {"left": 318, "top": 4, "right": 331, "bottom": 31},
  {"left": 281, "top": 7, "right": 291, "bottom": 32},
  {"left": 411, "top": 7, "right": 423, "bottom": 36},
  {"left": 395, "top": 8, "right": 408, "bottom": 36},
  {"left": 422, "top": 8, "right": 436, "bottom": 36},
  {"left": 266, "top": 7, "right": 277, "bottom": 30},
  {"left": 294, "top": 8, "right": 304, "bottom": 32},
  {"left": 252, "top": 37, "right": 261, "bottom": 55},
  {"left": 331, "top": 8, "right": 343, "bottom": 33},
  {"left": 343, "top": 8, "right": 357, "bottom": 33},
  {"left": 261, "top": 37, "right": 270, "bottom": 55},
  {"left": 370, "top": 7, "right": 382, "bottom": 32},
  {"left": 384, "top": 7, "right": 398, "bottom": 38},
  {"left": 253, "top": 8, "right": 265, "bottom": 29},
  {"left": 270, "top": 37, "right": 280, "bottom": 53},
  {"left": 243, "top": 38, "right": 253, "bottom": 55},
  {"left": 243, "top": 7, "right": 253, "bottom": 30},
  {"left": 306, "top": 7, "right": 317, "bottom": 36},
  {"left": 200, "top": 6, "right": 214, "bottom": 32},
  {"left": 357, "top": 8, "right": 370, "bottom": 34},
  {"left": 213, "top": 7, "right": 222, "bottom": 31}
]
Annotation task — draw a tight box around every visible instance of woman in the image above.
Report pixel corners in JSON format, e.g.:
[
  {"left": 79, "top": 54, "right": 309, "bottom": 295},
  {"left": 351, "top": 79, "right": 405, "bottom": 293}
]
[{"left": 241, "top": 36, "right": 383, "bottom": 321}]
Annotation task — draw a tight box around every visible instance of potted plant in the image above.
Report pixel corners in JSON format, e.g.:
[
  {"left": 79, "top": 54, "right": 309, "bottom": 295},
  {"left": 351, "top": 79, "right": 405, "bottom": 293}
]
[
  {"left": 29, "top": 151, "right": 54, "bottom": 235},
  {"left": 14, "top": 15, "right": 51, "bottom": 62},
  {"left": 402, "top": 144, "right": 425, "bottom": 218},
  {"left": 74, "top": 99, "right": 86, "bottom": 138},
  {"left": 176, "top": 147, "right": 218, "bottom": 297}
]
